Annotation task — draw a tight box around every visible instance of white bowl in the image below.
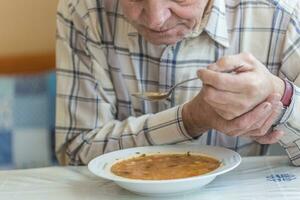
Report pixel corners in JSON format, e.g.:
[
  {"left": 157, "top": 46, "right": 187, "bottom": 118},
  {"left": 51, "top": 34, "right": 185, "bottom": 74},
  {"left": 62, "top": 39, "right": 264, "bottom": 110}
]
[{"left": 88, "top": 144, "right": 241, "bottom": 196}]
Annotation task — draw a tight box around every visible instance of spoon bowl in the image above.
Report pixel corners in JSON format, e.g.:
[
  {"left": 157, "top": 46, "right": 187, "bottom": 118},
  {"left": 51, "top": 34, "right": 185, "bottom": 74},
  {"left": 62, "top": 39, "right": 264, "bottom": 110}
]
[
  {"left": 131, "top": 92, "right": 169, "bottom": 101},
  {"left": 132, "top": 65, "right": 243, "bottom": 101}
]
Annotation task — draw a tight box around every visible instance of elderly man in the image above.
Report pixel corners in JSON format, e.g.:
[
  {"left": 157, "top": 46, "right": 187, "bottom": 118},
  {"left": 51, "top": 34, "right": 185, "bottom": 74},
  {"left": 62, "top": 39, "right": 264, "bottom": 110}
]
[{"left": 56, "top": 0, "right": 300, "bottom": 165}]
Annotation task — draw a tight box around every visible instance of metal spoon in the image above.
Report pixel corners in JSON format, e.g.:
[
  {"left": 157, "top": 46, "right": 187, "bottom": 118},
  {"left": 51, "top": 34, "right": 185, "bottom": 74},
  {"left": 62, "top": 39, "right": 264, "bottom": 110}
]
[{"left": 132, "top": 65, "right": 243, "bottom": 101}]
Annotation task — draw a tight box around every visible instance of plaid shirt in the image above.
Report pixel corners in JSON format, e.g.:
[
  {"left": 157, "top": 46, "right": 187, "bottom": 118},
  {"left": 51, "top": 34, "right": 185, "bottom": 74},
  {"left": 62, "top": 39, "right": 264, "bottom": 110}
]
[{"left": 56, "top": 0, "right": 300, "bottom": 165}]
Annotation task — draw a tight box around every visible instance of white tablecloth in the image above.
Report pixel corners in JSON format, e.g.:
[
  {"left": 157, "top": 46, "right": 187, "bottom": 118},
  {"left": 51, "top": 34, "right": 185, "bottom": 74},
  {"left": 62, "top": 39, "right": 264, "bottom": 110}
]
[{"left": 0, "top": 156, "right": 299, "bottom": 200}]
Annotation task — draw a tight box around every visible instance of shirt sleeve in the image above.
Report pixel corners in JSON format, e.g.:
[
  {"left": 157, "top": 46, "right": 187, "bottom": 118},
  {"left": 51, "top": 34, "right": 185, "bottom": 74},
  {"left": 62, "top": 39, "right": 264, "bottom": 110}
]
[
  {"left": 55, "top": 0, "right": 194, "bottom": 165},
  {"left": 275, "top": 2, "right": 300, "bottom": 166}
]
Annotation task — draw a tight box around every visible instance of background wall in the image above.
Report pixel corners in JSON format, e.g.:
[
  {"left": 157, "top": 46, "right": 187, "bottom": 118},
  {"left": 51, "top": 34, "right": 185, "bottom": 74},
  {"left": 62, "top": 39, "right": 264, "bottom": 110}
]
[
  {"left": 0, "top": 0, "right": 59, "bottom": 169},
  {"left": 0, "top": 0, "right": 58, "bottom": 56}
]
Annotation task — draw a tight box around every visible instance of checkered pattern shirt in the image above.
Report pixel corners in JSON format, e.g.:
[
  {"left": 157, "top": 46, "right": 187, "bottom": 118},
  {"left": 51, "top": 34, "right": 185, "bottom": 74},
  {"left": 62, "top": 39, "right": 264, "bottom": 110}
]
[{"left": 56, "top": 0, "right": 300, "bottom": 165}]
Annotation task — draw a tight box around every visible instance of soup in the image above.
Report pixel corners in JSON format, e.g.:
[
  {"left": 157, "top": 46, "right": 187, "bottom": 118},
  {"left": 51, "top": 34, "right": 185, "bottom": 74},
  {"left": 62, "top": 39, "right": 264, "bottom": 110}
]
[{"left": 111, "top": 153, "right": 221, "bottom": 180}]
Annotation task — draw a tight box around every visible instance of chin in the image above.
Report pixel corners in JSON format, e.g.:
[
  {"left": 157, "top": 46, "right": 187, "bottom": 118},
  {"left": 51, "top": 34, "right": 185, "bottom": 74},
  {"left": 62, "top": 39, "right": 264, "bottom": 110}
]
[
  {"left": 137, "top": 26, "right": 189, "bottom": 45},
  {"left": 147, "top": 38, "right": 182, "bottom": 45},
  {"left": 143, "top": 34, "right": 186, "bottom": 45}
]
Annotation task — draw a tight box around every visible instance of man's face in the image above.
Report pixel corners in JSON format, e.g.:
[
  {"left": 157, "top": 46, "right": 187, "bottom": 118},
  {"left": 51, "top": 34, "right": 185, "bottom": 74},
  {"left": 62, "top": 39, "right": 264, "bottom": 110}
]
[{"left": 120, "top": 0, "right": 209, "bottom": 45}]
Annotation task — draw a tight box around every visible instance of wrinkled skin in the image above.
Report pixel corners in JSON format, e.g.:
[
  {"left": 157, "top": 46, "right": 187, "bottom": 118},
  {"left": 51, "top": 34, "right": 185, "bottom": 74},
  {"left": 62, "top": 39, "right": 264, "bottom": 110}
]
[{"left": 120, "top": 1, "right": 286, "bottom": 144}]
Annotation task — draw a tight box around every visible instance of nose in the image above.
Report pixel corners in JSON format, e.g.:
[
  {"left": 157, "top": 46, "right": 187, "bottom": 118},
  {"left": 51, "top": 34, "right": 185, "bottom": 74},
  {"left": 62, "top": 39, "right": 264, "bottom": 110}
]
[{"left": 143, "top": 1, "right": 171, "bottom": 31}]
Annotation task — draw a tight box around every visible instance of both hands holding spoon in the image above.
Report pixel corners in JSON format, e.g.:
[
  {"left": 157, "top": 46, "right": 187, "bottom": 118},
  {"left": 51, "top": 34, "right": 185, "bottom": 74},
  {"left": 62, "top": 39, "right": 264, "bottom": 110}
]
[
  {"left": 133, "top": 53, "right": 286, "bottom": 145},
  {"left": 183, "top": 53, "right": 285, "bottom": 144}
]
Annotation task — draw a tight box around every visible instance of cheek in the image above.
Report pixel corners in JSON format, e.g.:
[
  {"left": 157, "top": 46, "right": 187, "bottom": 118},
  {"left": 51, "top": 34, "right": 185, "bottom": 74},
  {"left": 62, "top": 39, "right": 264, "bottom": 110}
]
[
  {"left": 176, "top": 8, "right": 202, "bottom": 21},
  {"left": 171, "top": 2, "right": 206, "bottom": 23},
  {"left": 120, "top": 1, "right": 142, "bottom": 23}
]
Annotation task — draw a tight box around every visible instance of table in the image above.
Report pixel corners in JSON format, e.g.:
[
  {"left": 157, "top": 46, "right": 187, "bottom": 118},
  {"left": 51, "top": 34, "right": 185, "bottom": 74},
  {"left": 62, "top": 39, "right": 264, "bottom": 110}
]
[{"left": 0, "top": 156, "right": 299, "bottom": 200}]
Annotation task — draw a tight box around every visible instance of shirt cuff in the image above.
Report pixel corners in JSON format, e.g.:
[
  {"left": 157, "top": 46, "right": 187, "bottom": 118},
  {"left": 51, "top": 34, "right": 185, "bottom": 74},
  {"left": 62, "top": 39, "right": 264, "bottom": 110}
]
[
  {"left": 277, "top": 81, "right": 297, "bottom": 124},
  {"left": 275, "top": 83, "right": 300, "bottom": 166},
  {"left": 145, "top": 105, "right": 194, "bottom": 145}
]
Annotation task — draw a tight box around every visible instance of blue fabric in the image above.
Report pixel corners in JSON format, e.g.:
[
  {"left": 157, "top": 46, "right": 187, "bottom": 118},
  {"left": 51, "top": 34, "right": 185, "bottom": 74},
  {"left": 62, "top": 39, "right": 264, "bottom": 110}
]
[
  {"left": 0, "top": 129, "right": 12, "bottom": 165},
  {"left": 0, "top": 72, "right": 56, "bottom": 169}
]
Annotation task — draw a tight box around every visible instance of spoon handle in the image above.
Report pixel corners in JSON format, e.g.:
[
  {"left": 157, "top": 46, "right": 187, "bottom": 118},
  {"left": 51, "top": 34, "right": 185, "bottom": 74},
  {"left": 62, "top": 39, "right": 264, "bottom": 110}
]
[
  {"left": 168, "top": 77, "right": 199, "bottom": 95},
  {"left": 167, "top": 65, "right": 243, "bottom": 95}
]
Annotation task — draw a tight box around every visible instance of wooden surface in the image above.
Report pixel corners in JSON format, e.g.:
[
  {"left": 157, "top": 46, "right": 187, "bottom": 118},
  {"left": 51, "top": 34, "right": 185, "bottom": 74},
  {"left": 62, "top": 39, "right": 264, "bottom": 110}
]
[{"left": 0, "top": 53, "right": 55, "bottom": 75}]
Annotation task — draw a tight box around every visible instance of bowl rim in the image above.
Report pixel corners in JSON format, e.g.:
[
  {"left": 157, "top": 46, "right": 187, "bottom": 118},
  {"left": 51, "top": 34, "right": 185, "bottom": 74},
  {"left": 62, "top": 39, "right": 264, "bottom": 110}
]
[{"left": 88, "top": 144, "right": 242, "bottom": 184}]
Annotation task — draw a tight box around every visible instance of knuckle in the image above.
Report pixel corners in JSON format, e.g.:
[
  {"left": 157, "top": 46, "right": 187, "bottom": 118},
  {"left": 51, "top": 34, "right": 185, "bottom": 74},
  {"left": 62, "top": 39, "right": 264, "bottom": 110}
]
[
  {"left": 241, "top": 52, "right": 255, "bottom": 61},
  {"left": 217, "top": 55, "right": 237, "bottom": 69},
  {"left": 217, "top": 56, "right": 230, "bottom": 67},
  {"left": 223, "top": 113, "right": 235, "bottom": 120}
]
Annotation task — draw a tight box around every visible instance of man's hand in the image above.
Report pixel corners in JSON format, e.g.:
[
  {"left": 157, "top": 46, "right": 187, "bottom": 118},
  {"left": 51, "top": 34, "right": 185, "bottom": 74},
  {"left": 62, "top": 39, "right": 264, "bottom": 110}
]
[
  {"left": 197, "top": 52, "right": 285, "bottom": 120},
  {"left": 182, "top": 91, "right": 284, "bottom": 144}
]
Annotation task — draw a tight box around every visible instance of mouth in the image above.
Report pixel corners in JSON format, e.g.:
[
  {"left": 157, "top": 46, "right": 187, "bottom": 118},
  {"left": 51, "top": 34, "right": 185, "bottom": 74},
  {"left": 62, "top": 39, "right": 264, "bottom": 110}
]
[
  {"left": 136, "top": 23, "right": 189, "bottom": 44},
  {"left": 150, "top": 27, "right": 174, "bottom": 33},
  {"left": 145, "top": 25, "right": 180, "bottom": 35}
]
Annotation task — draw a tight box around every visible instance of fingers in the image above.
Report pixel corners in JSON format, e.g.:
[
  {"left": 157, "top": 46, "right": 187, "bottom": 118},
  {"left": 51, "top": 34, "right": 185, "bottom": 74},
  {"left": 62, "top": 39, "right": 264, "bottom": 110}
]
[
  {"left": 202, "top": 85, "right": 253, "bottom": 120},
  {"left": 230, "top": 93, "right": 281, "bottom": 136},
  {"left": 243, "top": 102, "right": 283, "bottom": 137},
  {"left": 202, "top": 85, "right": 243, "bottom": 105},
  {"left": 248, "top": 93, "right": 281, "bottom": 128},
  {"left": 222, "top": 101, "right": 273, "bottom": 135},
  {"left": 198, "top": 53, "right": 265, "bottom": 93},
  {"left": 207, "top": 53, "right": 254, "bottom": 72},
  {"left": 251, "top": 130, "right": 285, "bottom": 144},
  {"left": 198, "top": 69, "right": 245, "bottom": 92},
  {"left": 202, "top": 86, "right": 282, "bottom": 122},
  {"left": 208, "top": 55, "right": 240, "bottom": 71},
  {"left": 197, "top": 53, "right": 254, "bottom": 92},
  {"left": 225, "top": 93, "right": 282, "bottom": 136},
  {"left": 266, "top": 93, "right": 281, "bottom": 103}
]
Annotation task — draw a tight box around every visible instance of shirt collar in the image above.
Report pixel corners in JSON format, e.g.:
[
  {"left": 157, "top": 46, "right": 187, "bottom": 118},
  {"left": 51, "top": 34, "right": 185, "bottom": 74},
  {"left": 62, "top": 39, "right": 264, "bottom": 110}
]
[{"left": 186, "top": 0, "right": 229, "bottom": 48}]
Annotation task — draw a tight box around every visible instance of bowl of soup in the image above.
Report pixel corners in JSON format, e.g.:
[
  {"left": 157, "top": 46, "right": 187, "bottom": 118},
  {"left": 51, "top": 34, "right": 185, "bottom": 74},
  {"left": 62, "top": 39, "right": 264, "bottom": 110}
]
[{"left": 88, "top": 144, "right": 241, "bottom": 196}]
